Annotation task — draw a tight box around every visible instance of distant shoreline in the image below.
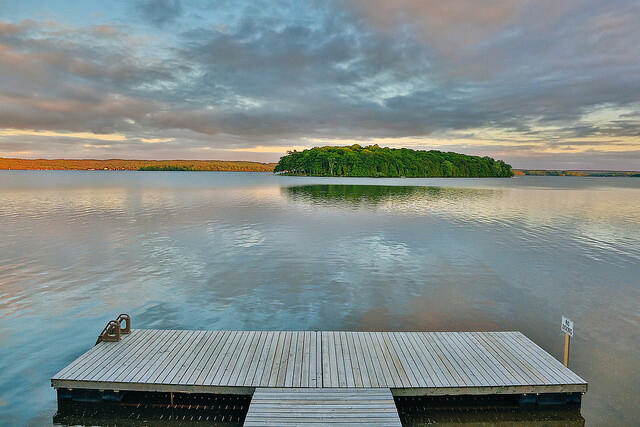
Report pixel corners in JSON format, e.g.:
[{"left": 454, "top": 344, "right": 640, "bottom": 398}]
[
  {"left": 0, "top": 157, "right": 276, "bottom": 172},
  {"left": 513, "top": 169, "right": 640, "bottom": 177},
  {"left": 1, "top": 158, "right": 638, "bottom": 176}
]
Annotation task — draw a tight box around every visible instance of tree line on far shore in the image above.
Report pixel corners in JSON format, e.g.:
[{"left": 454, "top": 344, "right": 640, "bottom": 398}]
[
  {"left": 0, "top": 158, "right": 275, "bottom": 172},
  {"left": 274, "top": 145, "right": 513, "bottom": 178}
]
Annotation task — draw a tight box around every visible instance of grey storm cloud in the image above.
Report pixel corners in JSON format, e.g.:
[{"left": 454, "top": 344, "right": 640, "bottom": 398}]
[
  {"left": 135, "top": 0, "right": 184, "bottom": 28},
  {"left": 0, "top": 0, "right": 639, "bottom": 167}
]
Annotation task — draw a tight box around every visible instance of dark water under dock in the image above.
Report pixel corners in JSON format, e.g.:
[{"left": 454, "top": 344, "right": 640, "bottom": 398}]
[{"left": 54, "top": 395, "right": 585, "bottom": 426}]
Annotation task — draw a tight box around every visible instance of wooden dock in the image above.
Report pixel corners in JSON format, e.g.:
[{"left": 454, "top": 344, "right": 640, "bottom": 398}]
[
  {"left": 52, "top": 330, "right": 586, "bottom": 425},
  {"left": 52, "top": 330, "right": 586, "bottom": 395},
  {"left": 244, "top": 388, "right": 402, "bottom": 426}
]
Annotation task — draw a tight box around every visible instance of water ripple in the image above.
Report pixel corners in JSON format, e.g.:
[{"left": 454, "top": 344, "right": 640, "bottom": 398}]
[{"left": 0, "top": 172, "right": 638, "bottom": 425}]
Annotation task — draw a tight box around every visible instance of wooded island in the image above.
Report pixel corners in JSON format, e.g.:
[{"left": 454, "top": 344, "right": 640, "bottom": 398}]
[{"left": 274, "top": 145, "right": 514, "bottom": 177}]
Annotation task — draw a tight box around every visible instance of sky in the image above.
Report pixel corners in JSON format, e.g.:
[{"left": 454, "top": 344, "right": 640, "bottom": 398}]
[{"left": 0, "top": 0, "right": 639, "bottom": 169}]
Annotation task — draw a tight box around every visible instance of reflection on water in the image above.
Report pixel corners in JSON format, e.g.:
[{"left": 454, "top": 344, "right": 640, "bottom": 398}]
[
  {"left": 0, "top": 172, "right": 638, "bottom": 426},
  {"left": 284, "top": 184, "right": 491, "bottom": 208}
]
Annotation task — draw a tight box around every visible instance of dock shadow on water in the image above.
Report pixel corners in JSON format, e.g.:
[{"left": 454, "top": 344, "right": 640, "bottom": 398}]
[
  {"left": 54, "top": 392, "right": 249, "bottom": 426},
  {"left": 53, "top": 393, "right": 585, "bottom": 426},
  {"left": 395, "top": 395, "right": 585, "bottom": 426}
]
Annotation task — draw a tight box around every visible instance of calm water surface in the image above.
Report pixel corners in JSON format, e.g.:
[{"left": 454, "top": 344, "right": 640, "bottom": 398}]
[{"left": 0, "top": 171, "right": 638, "bottom": 425}]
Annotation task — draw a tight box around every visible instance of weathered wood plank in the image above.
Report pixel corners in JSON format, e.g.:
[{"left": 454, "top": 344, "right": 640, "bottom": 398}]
[
  {"left": 259, "top": 331, "right": 279, "bottom": 386},
  {"left": 284, "top": 331, "right": 298, "bottom": 387},
  {"left": 203, "top": 330, "right": 239, "bottom": 385},
  {"left": 190, "top": 330, "right": 229, "bottom": 384},
  {"left": 472, "top": 331, "right": 532, "bottom": 385},
  {"left": 355, "top": 331, "right": 377, "bottom": 387},
  {"left": 119, "top": 330, "right": 182, "bottom": 384},
  {"left": 144, "top": 330, "right": 195, "bottom": 384},
  {"left": 389, "top": 332, "right": 423, "bottom": 387},
  {"left": 301, "top": 331, "right": 310, "bottom": 387},
  {"left": 321, "top": 331, "right": 332, "bottom": 387},
  {"left": 364, "top": 332, "right": 391, "bottom": 386},
  {"left": 267, "top": 331, "right": 285, "bottom": 387},
  {"left": 225, "top": 331, "right": 257, "bottom": 386},
  {"left": 439, "top": 332, "right": 492, "bottom": 386},
  {"left": 411, "top": 332, "right": 452, "bottom": 387},
  {"left": 307, "top": 331, "right": 317, "bottom": 387},
  {"left": 236, "top": 331, "right": 262, "bottom": 386},
  {"left": 381, "top": 332, "right": 412, "bottom": 387},
  {"left": 400, "top": 332, "right": 434, "bottom": 387},
  {"left": 244, "top": 331, "right": 267, "bottom": 386},
  {"left": 315, "top": 331, "right": 323, "bottom": 386},
  {"left": 483, "top": 332, "right": 549, "bottom": 384},
  {"left": 334, "top": 331, "right": 347, "bottom": 387},
  {"left": 53, "top": 330, "right": 137, "bottom": 380},
  {"left": 178, "top": 330, "right": 223, "bottom": 384},
  {"left": 69, "top": 329, "right": 152, "bottom": 381},
  {"left": 460, "top": 332, "right": 516, "bottom": 385},
  {"left": 344, "top": 332, "right": 362, "bottom": 387},
  {"left": 157, "top": 330, "right": 208, "bottom": 385},
  {"left": 200, "top": 330, "right": 236, "bottom": 385},
  {"left": 92, "top": 329, "right": 162, "bottom": 382},
  {"left": 104, "top": 329, "right": 166, "bottom": 383},
  {"left": 292, "top": 331, "right": 305, "bottom": 387},
  {"left": 374, "top": 332, "right": 399, "bottom": 387},
  {"left": 217, "top": 331, "right": 250, "bottom": 386},
  {"left": 509, "top": 332, "right": 581, "bottom": 384},
  {"left": 116, "top": 330, "right": 177, "bottom": 384},
  {"left": 276, "top": 331, "right": 292, "bottom": 386},
  {"left": 427, "top": 332, "right": 471, "bottom": 385}
]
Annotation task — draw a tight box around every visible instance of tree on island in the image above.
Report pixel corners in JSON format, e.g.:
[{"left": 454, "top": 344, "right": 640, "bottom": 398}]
[{"left": 274, "top": 145, "right": 513, "bottom": 178}]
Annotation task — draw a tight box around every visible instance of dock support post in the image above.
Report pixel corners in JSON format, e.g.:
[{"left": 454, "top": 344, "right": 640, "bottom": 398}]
[
  {"left": 170, "top": 392, "right": 174, "bottom": 408},
  {"left": 563, "top": 333, "right": 571, "bottom": 367}
]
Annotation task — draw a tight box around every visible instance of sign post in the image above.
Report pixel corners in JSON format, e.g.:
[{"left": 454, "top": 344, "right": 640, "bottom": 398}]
[{"left": 561, "top": 316, "right": 574, "bottom": 367}]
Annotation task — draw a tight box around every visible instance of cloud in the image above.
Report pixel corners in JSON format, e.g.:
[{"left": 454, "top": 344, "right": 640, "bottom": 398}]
[
  {"left": 0, "top": 1, "right": 638, "bottom": 168},
  {"left": 0, "top": 128, "right": 126, "bottom": 141},
  {"left": 83, "top": 143, "right": 113, "bottom": 148},
  {"left": 140, "top": 137, "right": 174, "bottom": 143},
  {"left": 345, "top": 0, "right": 527, "bottom": 54},
  {"left": 134, "top": 0, "right": 183, "bottom": 28},
  {"left": 228, "top": 145, "right": 311, "bottom": 153}
]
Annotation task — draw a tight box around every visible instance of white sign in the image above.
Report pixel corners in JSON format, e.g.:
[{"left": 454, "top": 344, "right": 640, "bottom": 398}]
[{"left": 561, "top": 316, "right": 574, "bottom": 336}]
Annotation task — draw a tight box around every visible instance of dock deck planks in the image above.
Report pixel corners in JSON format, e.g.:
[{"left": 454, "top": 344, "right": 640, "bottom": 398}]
[
  {"left": 52, "top": 330, "right": 587, "bottom": 396},
  {"left": 243, "top": 387, "right": 402, "bottom": 426}
]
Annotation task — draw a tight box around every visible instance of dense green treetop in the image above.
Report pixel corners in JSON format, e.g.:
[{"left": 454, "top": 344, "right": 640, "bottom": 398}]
[{"left": 274, "top": 145, "right": 513, "bottom": 177}]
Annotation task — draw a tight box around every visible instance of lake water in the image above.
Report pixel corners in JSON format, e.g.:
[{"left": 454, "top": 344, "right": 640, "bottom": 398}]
[{"left": 0, "top": 171, "right": 638, "bottom": 425}]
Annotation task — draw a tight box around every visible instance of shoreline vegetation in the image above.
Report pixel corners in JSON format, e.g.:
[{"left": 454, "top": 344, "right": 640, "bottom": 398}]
[
  {"left": 0, "top": 156, "right": 637, "bottom": 177},
  {"left": 274, "top": 145, "right": 514, "bottom": 177},
  {"left": 0, "top": 158, "right": 276, "bottom": 172},
  {"left": 513, "top": 169, "right": 640, "bottom": 177}
]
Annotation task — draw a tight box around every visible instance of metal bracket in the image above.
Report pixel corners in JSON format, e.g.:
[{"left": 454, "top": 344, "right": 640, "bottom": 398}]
[
  {"left": 96, "top": 314, "right": 131, "bottom": 345},
  {"left": 116, "top": 313, "right": 131, "bottom": 334}
]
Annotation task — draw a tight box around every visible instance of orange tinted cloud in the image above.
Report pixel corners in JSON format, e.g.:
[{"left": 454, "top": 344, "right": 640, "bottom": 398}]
[{"left": 0, "top": 129, "right": 126, "bottom": 141}]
